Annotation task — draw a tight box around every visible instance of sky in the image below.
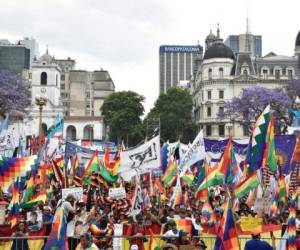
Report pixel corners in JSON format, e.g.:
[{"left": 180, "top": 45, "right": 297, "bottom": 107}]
[{"left": 0, "top": 0, "right": 299, "bottom": 114}]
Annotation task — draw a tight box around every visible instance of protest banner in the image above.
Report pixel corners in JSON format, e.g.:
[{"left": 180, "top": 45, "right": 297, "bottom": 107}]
[
  {"left": 120, "top": 136, "right": 160, "bottom": 181},
  {"left": 108, "top": 188, "right": 126, "bottom": 199},
  {"left": 178, "top": 130, "right": 205, "bottom": 177},
  {"left": 62, "top": 187, "right": 83, "bottom": 201},
  {"left": 240, "top": 216, "right": 263, "bottom": 233}
]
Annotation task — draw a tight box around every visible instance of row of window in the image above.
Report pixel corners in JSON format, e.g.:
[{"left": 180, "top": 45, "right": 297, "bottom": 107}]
[
  {"left": 206, "top": 124, "right": 225, "bottom": 137},
  {"left": 205, "top": 124, "right": 249, "bottom": 137},
  {"left": 261, "top": 69, "right": 293, "bottom": 80},
  {"left": 208, "top": 67, "right": 224, "bottom": 80},
  {"left": 206, "top": 106, "right": 224, "bottom": 117}
]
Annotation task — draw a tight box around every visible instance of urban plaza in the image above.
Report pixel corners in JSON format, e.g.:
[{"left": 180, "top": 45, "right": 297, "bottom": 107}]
[{"left": 0, "top": 1, "right": 300, "bottom": 250}]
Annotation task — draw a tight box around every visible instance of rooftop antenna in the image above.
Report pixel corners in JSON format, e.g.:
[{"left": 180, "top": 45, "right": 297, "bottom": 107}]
[{"left": 245, "top": 10, "right": 251, "bottom": 53}]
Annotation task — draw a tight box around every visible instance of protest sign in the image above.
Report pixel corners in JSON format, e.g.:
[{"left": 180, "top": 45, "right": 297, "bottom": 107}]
[
  {"left": 240, "top": 216, "right": 263, "bottom": 233},
  {"left": 62, "top": 187, "right": 83, "bottom": 201},
  {"left": 178, "top": 130, "right": 205, "bottom": 176},
  {"left": 109, "top": 188, "right": 126, "bottom": 199},
  {"left": 120, "top": 136, "right": 160, "bottom": 181}
]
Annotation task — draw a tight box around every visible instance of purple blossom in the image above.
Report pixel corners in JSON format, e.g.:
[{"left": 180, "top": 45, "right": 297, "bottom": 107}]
[
  {"left": 0, "top": 70, "right": 30, "bottom": 117},
  {"left": 218, "top": 86, "right": 293, "bottom": 134}
]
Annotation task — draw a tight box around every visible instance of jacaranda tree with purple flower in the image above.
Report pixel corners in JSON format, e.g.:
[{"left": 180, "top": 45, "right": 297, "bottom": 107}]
[
  {"left": 218, "top": 86, "right": 293, "bottom": 134},
  {"left": 0, "top": 70, "right": 30, "bottom": 118}
]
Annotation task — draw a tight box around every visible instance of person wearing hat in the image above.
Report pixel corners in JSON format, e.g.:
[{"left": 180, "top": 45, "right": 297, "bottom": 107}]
[{"left": 244, "top": 233, "right": 275, "bottom": 250}]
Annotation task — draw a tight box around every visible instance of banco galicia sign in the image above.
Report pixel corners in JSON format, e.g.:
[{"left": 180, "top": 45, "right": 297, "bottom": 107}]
[{"left": 160, "top": 45, "right": 202, "bottom": 53}]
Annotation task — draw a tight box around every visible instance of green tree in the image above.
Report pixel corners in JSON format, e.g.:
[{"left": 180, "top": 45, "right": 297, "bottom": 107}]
[
  {"left": 101, "top": 91, "right": 145, "bottom": 145},
  {"left": 146, "top": 87, "right": 194, "bottom": 143}
]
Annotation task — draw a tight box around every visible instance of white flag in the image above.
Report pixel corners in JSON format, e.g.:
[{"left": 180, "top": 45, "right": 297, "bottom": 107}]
[
  {"left": 178, "top": 130, "right": 206, "bottom": 177},
  {"left": 120, "top": 136, "right": 160, "bottom": 181}
]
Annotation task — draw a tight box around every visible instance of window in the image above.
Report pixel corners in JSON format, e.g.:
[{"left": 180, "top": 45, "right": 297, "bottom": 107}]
[
  {"left": 41, "top": 72, "right": 47, "bottom": 85},
  {"left": 28, "top": 73, "right": 32, "bottom": 79},
  {"left": 263, "top": 69, "right": 268, "bottom": 79},
  {"left": 275, "top": 69, "right": 280, "bottom": 80},
  {"left": 206, "top": 125, "right": 212, "bottom": 136},
  {"left": 86, "top": 92, "right": 90, "bottom": 98},
  {"left": 219, "top": 90, "right": 224, "bottom": 99},
  {"left": 56, "top": 75, "right": 58, "bottom": 86},
  {"left": 83, "top": 125, "right": 94, "bottom": 140},
  {"left": 61, "top": 83, "right": 65, "bottom": 90},
  {"left": 66, "top": 125, "right": 76, "bottom": 140},
  {"left": 243, "top": 125, "right": 249, "bottom": 136},
  {"left": 208, "top": 68, "right": 212, "bottom": 80},
  {"left": 219, "top": 68, "right": 224, "bottom": 78},
  {"left": 86, "top": 103, "right": 90, "bottom": 108},
  {"left": 243, "top": 70, "right": 248, "bottom": 78},
  {"left": 288, "top": 70, "right": 293, "bottom": 80},
  {"left": 207, "top": 90, "right": 212, "bottom": 100},
  {"left": 219, "top": 125, "right": 225, "bottom": 136},
  {"left": 207, "top": 106, "right": 212, "bottom": 117},
  {"left": 219, "top": 106, "right": 224, "bottom": 114},
  {"left": 61, "top": 74, "right": 65, "bottom": 81}
]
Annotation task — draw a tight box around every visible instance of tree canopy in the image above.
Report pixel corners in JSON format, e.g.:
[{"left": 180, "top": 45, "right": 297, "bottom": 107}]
[
  {"left": 146, "top": 87, "right": 194, "bottom": 143},
  {"left": 0, "top": 70, "right": 30, "bottom": 118},
  {"left": 101, "top": 91, "right": 145, "bottom": 145},
  {"left": 218, "top": 86, "right": 293, "bottom": 134}
]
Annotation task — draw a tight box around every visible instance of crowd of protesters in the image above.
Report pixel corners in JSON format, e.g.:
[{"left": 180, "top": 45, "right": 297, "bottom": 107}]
[{"left": 1, "top": 170, "right": 300, "bottom": 250}]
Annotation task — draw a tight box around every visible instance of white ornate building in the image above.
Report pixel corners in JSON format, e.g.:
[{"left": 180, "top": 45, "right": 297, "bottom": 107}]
[
  {"left": 191, "top": 29, "right": 300, "bottom": 139},
  {"left": 24, "top": 50, "right": 63, "bottom": 137}
]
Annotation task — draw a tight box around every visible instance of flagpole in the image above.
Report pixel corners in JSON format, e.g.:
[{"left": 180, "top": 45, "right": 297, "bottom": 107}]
[{"left": 229, "top": 191, "right": 241, "bottom": 250}]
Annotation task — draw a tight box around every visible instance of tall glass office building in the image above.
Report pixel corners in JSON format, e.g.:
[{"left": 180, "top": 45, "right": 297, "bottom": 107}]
[
  {"left": 224, "top": 34, "right": 262, "bottom": 57},
  {"left": 159, "top": 45, "right": 203, "bottom": 94}
]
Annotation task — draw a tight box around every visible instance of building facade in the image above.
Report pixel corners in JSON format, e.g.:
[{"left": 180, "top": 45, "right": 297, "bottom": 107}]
[
  {"left": 55, "top": 57, "right": 76, "bottom": 116},
  {"left": 25, "top": 50, "right": 63, "bottom": 137},
  {"left": 67, "top": 70, "right": 115, "bottom": 117},
  {"left": 0, "top": 44, "right": 30, "bottom": 75},
  {"left": 224, "top": 34, "right": 262, "bottom": 57},
  {"left": 191, "top": 29, "right": 300, "bottom": 139},
  {"left": 159, "top": 45, "right": 203, "bottom": 94}
]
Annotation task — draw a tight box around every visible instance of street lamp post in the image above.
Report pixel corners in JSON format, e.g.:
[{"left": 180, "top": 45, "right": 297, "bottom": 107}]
[{"left": 35, "top": 97, "right": 47, "bottom": 150}]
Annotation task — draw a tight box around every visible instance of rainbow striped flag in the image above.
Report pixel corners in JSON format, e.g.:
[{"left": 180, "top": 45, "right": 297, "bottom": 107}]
[
  {"left": 182, "top": 172, "right": 195, "bottom": 186},
  {"left": 287, "top": 194, "right": 297, "bottom": 250},
  {"left": 162, "top": 161, "right": 177, "bottom": 187},
  {"left": 197, "top": 142, "right": 235, "bottom": 191},
  {"left": 214, "top": 200, "right": 239, "bottom": 250},
  {"left": 22, "top": 172, "right": 35, "bottom": 203},
  {"left": 262, "top": 116, "right": 277, "bottom": 172},
  {"left": 44, "top": 207, "right": 68, "bottom": 250},
  {"left": 202, "top": 200, "right": 213, "bottom": 219},
  {"left": 0, "top": 155, "right": 37, "bottom": 189},
  {"left": 171, "top": 178, "right": 183, "bottom": 207},
  {"left": 233, "top": 172, "right": 260, "bottom": 199},
  {"left": 175, "top": 218, "right": 193, "bottom": 234},
  {"left": 82, "top": 151, "right": 100, "bottom": 183},
  {"left": 246, "top": 105, "right": 271, "bottom": 173},
  {"left": 19, "top": 190, "right": 47, "bottom": 209},
  {"left": 8, "top": 181, "right": 20, "bottom": 228}
]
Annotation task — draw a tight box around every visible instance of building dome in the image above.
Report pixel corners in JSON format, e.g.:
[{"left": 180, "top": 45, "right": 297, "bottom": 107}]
[
  {"left": 39, "top": 50, "right": 54, "bottom": 64},
  {"left": 296, "top": 31, "right": 300, "bottom": 47},
  {"left": 206, "top": 30, "right": 216, "bottom": 41},
  {"left": 203, "top": 42, "right": 235, "bottom": 60}
]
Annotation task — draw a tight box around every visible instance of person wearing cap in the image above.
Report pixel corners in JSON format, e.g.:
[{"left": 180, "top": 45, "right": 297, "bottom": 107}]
[{"left": 244, "top": 233, "right": 275, "bottom": 250}]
